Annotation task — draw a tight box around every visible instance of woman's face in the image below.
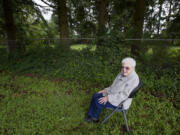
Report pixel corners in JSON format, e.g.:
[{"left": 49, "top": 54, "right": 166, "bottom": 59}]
[{"left": 121, "top": 63, "right": 134, "bottom": 76}]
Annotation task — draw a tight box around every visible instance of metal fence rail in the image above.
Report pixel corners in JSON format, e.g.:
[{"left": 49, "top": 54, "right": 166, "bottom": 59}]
[{"left": 0, "top": 38, "right": 180, "bottom": 47}]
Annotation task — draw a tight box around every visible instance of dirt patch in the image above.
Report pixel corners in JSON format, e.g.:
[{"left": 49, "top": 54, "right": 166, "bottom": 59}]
[
  {"left": 52, "top": 78, "right": 65, "bottom": 83},
  {"left": 65, "top": 89, "right": 73, "bottom": 95},
  {"left": 0, "top": 94, "right": 6, "bottom": 102},
  {"left": 84, "top": 89, "right": 91, "bottom": 94},
  {"left": 2, "top": 83, "right": 8, "bottom": 89},
  {"left": 24, "top": 73, "right": 40, "bottom": 79},
  {"left": 2, "top": 83, "right": 20, "bottom": 93},
  {"left": 150, "top": 91, "right": 167, "bottom": 99},
  {"left": 144, "top": 91, "right": 179, "bottom": 109},
  {"left": 53, "top": 90, "right": 58, "bottom": 95},
  {"left": 12, "top": 91, "right": 28, "bottom": 97},
  {"left": 72, "top": 122, "right": 84, "bottom": 131}
]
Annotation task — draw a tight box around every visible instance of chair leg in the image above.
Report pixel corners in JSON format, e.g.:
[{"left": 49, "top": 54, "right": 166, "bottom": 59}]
[
  {"left": 123, "top": 110, "right": 130, "bottom": 133},
  {"left": 101, "top": 109, "right": 117, "bottom": 124}
]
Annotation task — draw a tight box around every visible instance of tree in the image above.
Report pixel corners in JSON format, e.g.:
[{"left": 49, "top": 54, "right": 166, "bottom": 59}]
[
  {"left": 2, "top": 0, "right": 17, "bottom": 55},
  {"left": 69, "top": 0, "right": 96, "bottom": 38},
  {"left": 131, "top": 0, "right": 146, "bottom": 56},
  {"left": 41, "top": 0, "right": 70, "bottom": 48},
  {"left": 57, "top": 0, "right": 70, "bottom": 48},
  {"left": 1, "top": 0, "right": 50, "bottom": 55},
  {"left": 97, "top": 0, "right": 107, "bottom": 46}
]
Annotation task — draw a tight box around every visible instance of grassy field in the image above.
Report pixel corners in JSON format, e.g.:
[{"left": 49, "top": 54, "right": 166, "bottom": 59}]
[
  {"left": 0, "top": 44, "right": 179, "bottom": 135},
  {"left": 0, "top": 72, "right": 179, "bottom": 135},
  {"left": 70, "top": 44, "right": 96, "bottom": 51}
]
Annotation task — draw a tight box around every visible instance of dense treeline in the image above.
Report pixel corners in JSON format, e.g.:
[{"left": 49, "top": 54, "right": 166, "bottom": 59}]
[{"left": 0, "top": 0, "right": 180, "bottom": 55}]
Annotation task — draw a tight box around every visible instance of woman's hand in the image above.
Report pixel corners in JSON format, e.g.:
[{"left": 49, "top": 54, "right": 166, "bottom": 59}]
[
  {"left": 98, "top": 89, "right": 106, "bottom": 94},
  {"left": 98, "top": 96, "right": 108, "bottom": 104}
]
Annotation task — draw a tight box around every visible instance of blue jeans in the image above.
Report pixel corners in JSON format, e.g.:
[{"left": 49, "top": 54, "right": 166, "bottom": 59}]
[{"left": 88, "top": 93, "right": 117, "bottom": 119}]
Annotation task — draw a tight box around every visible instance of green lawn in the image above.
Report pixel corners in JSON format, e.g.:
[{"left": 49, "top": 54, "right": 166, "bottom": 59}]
[
  {"left": 0, "top": 72, "right": 179, "bottom": 135},
  {"left": 70, "top": 44, "right": 96, "bottom": 51}
]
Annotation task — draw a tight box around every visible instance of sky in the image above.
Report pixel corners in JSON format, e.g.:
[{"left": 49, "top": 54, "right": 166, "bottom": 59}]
[{"left": 33, "top": 0, "right": 53, "bottom": 20}]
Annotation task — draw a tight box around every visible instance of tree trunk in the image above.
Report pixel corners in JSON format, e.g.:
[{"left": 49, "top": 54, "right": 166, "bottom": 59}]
[
  {"left": 2, "top": 0, "right": 16, "bottom": 54},
  {"left": 97, "top": 0, "right": 107, "bottom": 47},
  {"left": 131, "top": 0, "right": 146, "bottom": 56},
  {"left": 167, "top": 0, "right": 172, "bottom": 24},
  {"left": 157, "top": 0, "right": 163, "bottom": 35},
  {"left": 57, "top": 0, "right": 69, "bottom": 48}
]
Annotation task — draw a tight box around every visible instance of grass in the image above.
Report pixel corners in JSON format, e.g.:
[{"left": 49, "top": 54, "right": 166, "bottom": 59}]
[
  {"left": 0, "top": 44, "right": 179, "bottom": 134},
  {"left": 70, "top": 44, "right": 96, "bottom": 51},
  {"left": 0, "top": 71, "right": 179, "bottom": 135}
]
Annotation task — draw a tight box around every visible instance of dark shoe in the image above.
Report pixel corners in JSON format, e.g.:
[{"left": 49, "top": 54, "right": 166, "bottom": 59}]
[
  {"left": 92, "top": 117, "right": 99, "bottom": 123},
  {"left": 84, "top": 113, "right": 99, "bottom": 123},
  {"left": 85, "top": 115, "right": 93, "bottom": 122}
]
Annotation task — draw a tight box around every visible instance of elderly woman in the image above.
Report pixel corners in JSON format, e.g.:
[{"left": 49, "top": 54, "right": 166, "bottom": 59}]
[{"left": 85, "top": 57, "right": 139, "bottom": 123}]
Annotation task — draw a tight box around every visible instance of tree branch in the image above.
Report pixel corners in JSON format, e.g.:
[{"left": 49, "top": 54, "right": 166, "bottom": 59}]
[
  {"left": 26, "top": 0, "right": 49, "bottom": 26},
  {"left": 33, "top": 2, "right": 49, "bottom": 8},
  {"left": 40, "top": 0, "right": 56, "bottom": 8},
  {"left": 33, "top": 6, "right": 48, "bottom": 26}
]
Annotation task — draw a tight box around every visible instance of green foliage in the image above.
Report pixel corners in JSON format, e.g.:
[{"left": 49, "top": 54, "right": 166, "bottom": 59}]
[{"left": 0, "top": 43, "right": 179, "bottom": 134}]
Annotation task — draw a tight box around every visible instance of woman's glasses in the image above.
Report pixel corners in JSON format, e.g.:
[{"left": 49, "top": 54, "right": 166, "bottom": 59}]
[{"left": 121, "top": 66, "right": 130, "bottom": 70}]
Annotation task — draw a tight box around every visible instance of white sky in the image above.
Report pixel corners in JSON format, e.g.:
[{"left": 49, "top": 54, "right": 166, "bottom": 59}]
[{"left": 33, "top": 0, "right": 53, "bottom": 20}]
